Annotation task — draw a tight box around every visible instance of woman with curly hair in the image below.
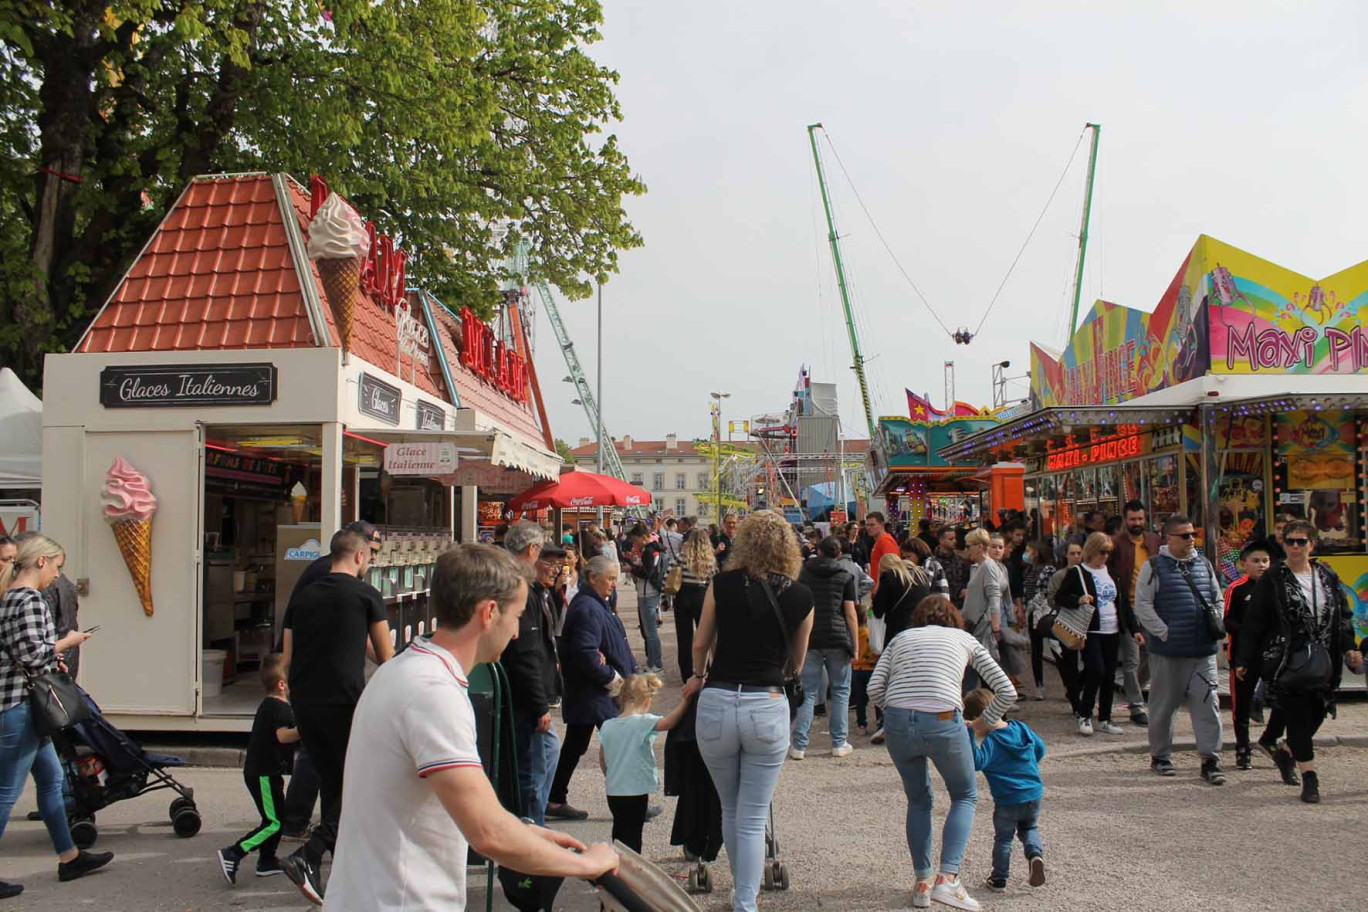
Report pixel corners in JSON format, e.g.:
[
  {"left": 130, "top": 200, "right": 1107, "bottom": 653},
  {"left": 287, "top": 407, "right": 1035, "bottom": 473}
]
[
  {"left": 688, "top": 511, "right": 814, "bottom": 912},
  {"left": 869, "top": 595, "right": 1015, "bottom": 911}
]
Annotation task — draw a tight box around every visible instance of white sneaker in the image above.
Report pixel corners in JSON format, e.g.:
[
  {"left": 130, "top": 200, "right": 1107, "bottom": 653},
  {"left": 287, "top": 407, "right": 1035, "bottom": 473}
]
[
  {"left": 1033, "top": 686, "right": 1046, "bottom": 701},
  {"left": 831, "top": 743, "right": 853, "bottom": 758},
  {"left": 787, "top": 747, "right": 806, "bottom": 761},
  {"left": 1076, "top": 716, "right": 1093, "bottom": 736},
  {"left": 1096, "top": 720, "right": 1124, "bottom": 735},
  {"left": 912, "top": 878, "right": 933, "bottom": 908},
  {"left": 930, "top": 876, "right": 981, "bottom": 911}
]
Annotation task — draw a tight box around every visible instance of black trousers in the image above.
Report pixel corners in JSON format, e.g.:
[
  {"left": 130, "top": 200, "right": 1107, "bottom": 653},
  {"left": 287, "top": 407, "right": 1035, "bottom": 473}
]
[
  {"left": 607, "top": 794, "right": 648, "bottom": 853},
  {"left": 293, "top": 703, "right": 356, "bottom": 865},
  {"left": 234, "top": 772, "right": 287, "bottom": 862},
  {"left": 1229, "top": 668, "right": 1260, "bottom": 752},
  {"left": 281, "top": 746, "right": 320, "bottom": 833},
  {"left": 1029, "top": 624, "right": 1046, "bottom": 688},
  {"left": 548, "top": 722, "right": 596, "bottom": 806},
  {"left": 1055, "top": 643, "right": 1084, "bottom": 716},
  {"left": 1080, "top": 633, "right": 1120, "bottom": 721},
  {"left": 1260, "top": 691, "right": 1328, "bottom": 764}
]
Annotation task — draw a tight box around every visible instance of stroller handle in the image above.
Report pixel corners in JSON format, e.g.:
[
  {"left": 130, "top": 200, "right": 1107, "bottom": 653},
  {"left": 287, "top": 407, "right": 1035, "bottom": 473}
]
[{"left": 590, "top": 871, "right": 655, "bottom": 912}]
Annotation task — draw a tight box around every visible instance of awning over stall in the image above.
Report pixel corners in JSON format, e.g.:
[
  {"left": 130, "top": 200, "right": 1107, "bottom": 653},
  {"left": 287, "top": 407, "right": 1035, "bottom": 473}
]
[{"left": 936, "top": 404, "right": 1197, "bottom": 464}]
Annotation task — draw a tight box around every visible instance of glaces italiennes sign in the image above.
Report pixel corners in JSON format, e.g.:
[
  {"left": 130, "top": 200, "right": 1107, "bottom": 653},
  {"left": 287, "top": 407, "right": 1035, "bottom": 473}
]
[{"left": 100, "top": 364, "right": 277, "bottom": 408}]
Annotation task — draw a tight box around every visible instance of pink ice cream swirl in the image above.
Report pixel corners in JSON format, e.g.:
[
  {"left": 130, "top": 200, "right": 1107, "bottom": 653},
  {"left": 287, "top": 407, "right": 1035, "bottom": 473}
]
[{"left": 102, "top": 457, "right": 158, "bottom": 523}]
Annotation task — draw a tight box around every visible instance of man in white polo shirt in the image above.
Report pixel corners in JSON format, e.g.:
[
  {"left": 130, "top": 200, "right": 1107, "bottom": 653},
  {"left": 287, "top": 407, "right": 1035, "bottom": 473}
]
[{"left": 322, "top": 543, "right": 618, "bottom": 910}]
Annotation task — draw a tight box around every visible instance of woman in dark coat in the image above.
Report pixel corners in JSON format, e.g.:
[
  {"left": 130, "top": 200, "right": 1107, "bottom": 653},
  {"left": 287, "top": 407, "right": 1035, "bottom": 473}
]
[
  {"left": 1235, "top": 521, "right": 1363, "bottom": 803},
  {"left": 544, "top": 554, "right": 637, "bottom": 821}
]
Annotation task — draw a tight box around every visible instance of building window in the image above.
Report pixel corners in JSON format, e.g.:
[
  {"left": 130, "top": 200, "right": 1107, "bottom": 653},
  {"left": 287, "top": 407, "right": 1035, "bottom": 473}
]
[
  {"left": 675, "top": 497, "right": 686, "bottom": 514},
  {"left": 697, "top": 472, "right": 710, "bottom": 489},
  {"left": 675, "top": 473, "right": 686, "bottom": 490},
  {"left": 698, "top": 503, "right": 710, "bottom": 518},
  {"left": 631, "top": 472, "right": 643, "bottom": 485},
  {"left": 652, "top": 472, "right": 664, "bottom": 491}
]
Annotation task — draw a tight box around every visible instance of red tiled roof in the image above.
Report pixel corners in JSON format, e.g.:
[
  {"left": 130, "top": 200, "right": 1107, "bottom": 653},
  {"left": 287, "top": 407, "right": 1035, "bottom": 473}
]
[
  {"left": 569, "top": 439, "right": 758, "bottom": 458},
  {"left": 79, "top": 175, "right": 317, "bottom": 353}
]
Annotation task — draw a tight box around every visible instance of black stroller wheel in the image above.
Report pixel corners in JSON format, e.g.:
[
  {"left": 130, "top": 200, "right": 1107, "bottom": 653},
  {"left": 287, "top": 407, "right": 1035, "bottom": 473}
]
[
  {"left": 169, "top": 796, "right": 193, "bottom": 819},
  {"left": 697, "top": 864, "right": 712, "bottom": 893},
  {"left": 172, "top": 807, "right": 201, "bottom": 838},
  {"left": 70, "top": 818, "right": 98, "bottom": 849},
  {"left": 776, "top": 864, "right": 790, "bottom": 891},
  {"left": 762, "top": 864, "right": 775, "bottom": 891}
]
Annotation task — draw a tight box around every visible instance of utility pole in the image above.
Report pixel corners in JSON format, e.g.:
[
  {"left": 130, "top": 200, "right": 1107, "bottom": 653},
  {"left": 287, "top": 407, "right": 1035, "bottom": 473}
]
[
  {"left": 1067, "top": 123, "right": 1102, "bottom": 338},
  {"left": 596, "top": 283, "right": 604, "bottom": 528},
  {"left": 808, "top": 124, "right": 877, "bottom": 440},
  {"left": 711, "top": 392, "right": 729, "bottom": 522}
]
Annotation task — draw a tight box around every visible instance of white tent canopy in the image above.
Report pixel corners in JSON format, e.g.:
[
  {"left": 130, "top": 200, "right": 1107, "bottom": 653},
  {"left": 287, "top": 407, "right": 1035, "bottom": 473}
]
[{"left": 0, "top": 368, "right": 42, "bottom": 488}]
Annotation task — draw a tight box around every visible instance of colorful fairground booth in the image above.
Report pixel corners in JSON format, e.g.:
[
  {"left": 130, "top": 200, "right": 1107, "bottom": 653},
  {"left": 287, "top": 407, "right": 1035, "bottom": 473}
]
[
  {"left": 873, "top": 412, "right": 1025, "bottom": 534},
  {"left": 940, "top": 235, "right": 1368, "bottom": 646},
  {"left": 41, "top": 172, "right": 560, "bottom": 731}
]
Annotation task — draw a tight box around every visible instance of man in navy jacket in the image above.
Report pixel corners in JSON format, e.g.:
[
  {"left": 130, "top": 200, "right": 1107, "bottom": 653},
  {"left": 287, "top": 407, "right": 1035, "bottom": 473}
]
[{"left": 544, "top": 555, "right": 636, "bottom": 820}]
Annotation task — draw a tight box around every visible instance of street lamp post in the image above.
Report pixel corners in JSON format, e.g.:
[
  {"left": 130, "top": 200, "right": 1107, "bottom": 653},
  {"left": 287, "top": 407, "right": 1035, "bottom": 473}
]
[
  {"left": 711, "top": 391, "right": 730, "bottom": 523},
  {"left": 597, "top": 283, "right": 604, "bottom": 527}
]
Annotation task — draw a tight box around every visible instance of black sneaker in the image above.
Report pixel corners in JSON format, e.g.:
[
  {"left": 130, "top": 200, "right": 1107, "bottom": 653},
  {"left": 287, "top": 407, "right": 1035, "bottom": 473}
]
[
  {"left": 1273, "top": 746, "right": 1300, "bottom": 786},
  {"left": 0, "top": 882, "right": 22, "bottom": 899},
  {"left": 217, "top": 846, "right": 244, "bottom": 885},
  {"left": 282, "top": 851, "right": 324, "bottom": 905},
  {"left": 1235, "top": 748, "right": 1252, "bottom": 771},
  {"left": 1151, "top": 756, "right": 1176, "bottom": 777},
  {"left": 984, "top": 875, "right": 1007, "bottom": 892},
  {"left": 1129, "top": 710, "right": 1149, "bottom": 727},
  {"left": 544, "top": 802, "right": 589, "bottom": 821},
  {"left": 1300, "top": 770, "right": 1320, "bottom": 804},
  {"left": 256, "top": 857, "right": 285, "bottom": 877},
  {"left": 1200, "top": 757, "right": 1226, "bottom": 785},
  {"left": 1028, "top": 856, "right": 1046, "bottom": 887},
  {"left": 58, "top": 850, "right": 114, "bottom": 882}
]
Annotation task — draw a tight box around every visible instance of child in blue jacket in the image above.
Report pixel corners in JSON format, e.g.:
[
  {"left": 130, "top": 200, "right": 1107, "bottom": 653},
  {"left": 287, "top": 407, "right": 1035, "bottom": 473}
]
[{"left": 964, "top": 687, "right": 1047, "bottom": 892}]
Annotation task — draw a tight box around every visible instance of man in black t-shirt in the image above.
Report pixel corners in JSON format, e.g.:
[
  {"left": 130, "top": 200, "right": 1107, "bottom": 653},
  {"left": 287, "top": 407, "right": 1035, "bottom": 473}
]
[
  {"left": 278, "top": 521, "right": 382, "bottom": 837},
  {"left": 280, "top": 530, "right": 393, "bottom": 905}
]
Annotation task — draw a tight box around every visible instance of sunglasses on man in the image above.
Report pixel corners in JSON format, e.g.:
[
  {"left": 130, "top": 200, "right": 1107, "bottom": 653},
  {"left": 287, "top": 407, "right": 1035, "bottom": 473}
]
[
  {"left": 1284, "top": 537, "right": 1311, "bottom": 547},
  {"left": 1169, "top": 531, "right": 1195, "bottom": 540}
]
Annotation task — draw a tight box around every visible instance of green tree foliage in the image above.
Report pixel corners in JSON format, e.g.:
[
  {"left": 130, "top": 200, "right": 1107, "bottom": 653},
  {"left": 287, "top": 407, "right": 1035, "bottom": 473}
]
[
  {"left": 0, "top": 0, "right": 644, "bottom": 387},
  {"left": 553, "top": 437, "right": 574, "bottom": 462}
]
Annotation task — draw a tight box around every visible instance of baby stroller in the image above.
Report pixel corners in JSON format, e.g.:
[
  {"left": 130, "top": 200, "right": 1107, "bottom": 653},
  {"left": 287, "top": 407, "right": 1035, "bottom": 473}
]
[{"left": 49, "top": 688, "right": 201, "bottom": 848}]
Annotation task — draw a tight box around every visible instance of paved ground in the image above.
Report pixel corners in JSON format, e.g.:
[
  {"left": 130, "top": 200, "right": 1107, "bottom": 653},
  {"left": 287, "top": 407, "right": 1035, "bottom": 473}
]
[{"left": 5, "top": 587, "right": 1368, "bottom": 910}]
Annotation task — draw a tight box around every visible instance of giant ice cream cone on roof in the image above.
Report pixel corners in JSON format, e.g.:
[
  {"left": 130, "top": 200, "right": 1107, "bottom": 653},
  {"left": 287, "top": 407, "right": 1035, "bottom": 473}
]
[
  {"left": 307, "top": 193, "right": 370, "bottom": 352},
  {"left": 102, "top": 457, "right": 158, "bottom": 617}
]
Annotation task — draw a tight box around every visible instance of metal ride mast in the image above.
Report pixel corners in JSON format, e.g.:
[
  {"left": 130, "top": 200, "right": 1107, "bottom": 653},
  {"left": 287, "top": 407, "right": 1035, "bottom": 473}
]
[
  {"left": 807, "top": 124, "right": 877, "bottom": 440},
  {"left": 1066, "top": 123, "right": 1101, "bottom": 337}
]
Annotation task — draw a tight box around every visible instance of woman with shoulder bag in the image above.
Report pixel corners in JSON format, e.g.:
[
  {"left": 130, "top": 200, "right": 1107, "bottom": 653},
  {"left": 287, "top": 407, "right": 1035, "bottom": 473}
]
[
  {"left": 0, "top": 534, "right": 113, "bottom": 897},
  {"left": 690, "top": 511, "right": 814, "bottom": 912},
  {"left": 1056, "top": 533, "right": 1126, "bottom": 737},
  {"left": 1235, "top": 521, "right": 1363, "bottom": 803}
]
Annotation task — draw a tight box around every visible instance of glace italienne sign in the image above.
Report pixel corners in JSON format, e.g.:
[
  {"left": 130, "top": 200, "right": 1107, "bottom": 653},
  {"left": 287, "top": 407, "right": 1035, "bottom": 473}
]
[{"left": 100, "top": 364, "right": 277, "bottom": 408}]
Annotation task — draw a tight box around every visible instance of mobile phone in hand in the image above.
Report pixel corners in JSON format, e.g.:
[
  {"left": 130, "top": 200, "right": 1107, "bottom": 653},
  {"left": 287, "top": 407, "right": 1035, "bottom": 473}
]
[{"left": 83, "top": 625, "right": 101, "bottom": 634}]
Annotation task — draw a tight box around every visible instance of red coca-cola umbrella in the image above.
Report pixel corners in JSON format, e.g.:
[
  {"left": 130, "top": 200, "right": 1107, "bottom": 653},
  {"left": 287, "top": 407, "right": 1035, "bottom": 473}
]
[{"left": 507, "top": 470, "right": 652, "bottom": 514}]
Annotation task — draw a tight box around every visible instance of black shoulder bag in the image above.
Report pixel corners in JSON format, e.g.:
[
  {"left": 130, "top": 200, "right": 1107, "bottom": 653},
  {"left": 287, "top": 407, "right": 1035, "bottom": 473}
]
[
  {"left": 754, "top": 577, "right": 806, "bottom": 714},
  {"left": 1277, "top": 569, "right": 1334, "bottom": 694},
  {"left": 0, "top": 636, "right": 91, "bottom": 737},
  {"left": 1171, "top": 557, "right": 1227, "bottom": 641}
]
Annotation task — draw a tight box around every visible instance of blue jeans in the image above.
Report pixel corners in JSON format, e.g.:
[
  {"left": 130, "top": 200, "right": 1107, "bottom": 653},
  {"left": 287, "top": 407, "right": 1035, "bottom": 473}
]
[
  {"left": 513, "top": 713, "right": 562, "bottom": 826},
  {"left": 883, "top": 707, "right": 977, "bottom": 878},
  {"left": 0, "top": 702, "right": 75, "bottom": 856},
  {"left": 991, "top": 799, "right": 1043, "bottom": 880},
  {"left": 696, "top": 688, "right": 790, "bottom": 912},
  {"left": 792, "top": 649, "right": 852, "bottom": 751},
  {"left": 638, "top": 591, "right": 663, "bottom": 670}
]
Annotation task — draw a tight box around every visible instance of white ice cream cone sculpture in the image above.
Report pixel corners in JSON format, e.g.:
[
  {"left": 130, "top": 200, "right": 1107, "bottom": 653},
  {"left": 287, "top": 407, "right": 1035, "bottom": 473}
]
[{"left": 307, "top": 193, "right": 370, "bottom": 352}]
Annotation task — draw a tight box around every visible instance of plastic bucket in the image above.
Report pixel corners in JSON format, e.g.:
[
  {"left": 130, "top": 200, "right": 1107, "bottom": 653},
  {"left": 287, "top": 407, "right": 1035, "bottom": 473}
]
[{"left": 202, "top": 649, "right": 227, "bottom": 699}]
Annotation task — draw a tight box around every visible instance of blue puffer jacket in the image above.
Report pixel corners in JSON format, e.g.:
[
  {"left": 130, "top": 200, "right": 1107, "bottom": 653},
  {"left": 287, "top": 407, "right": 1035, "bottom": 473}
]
[{"left": 1133, "top": 546, "right": 1222, "bottom": 658}]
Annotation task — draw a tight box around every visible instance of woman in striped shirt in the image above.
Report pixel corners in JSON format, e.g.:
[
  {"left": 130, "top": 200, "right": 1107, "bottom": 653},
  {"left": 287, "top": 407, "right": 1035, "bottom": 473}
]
[{"left": 868, "top": 595, "right": 1015, "bottom": 912}]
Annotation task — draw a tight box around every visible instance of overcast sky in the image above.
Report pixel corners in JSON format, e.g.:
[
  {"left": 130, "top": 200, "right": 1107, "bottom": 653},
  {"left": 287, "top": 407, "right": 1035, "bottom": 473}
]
[{"left": 533, "top": 1, "right": 1368, "bottom": 446}]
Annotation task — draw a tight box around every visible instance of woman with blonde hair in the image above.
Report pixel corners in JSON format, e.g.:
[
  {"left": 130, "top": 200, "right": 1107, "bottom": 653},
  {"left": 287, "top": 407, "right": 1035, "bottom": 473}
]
[
  {"left": 1055, "top": 531, "right": 1125, "bottom": 737},
  {"left": 962, "top": 529, "right": 1007, "bottom": 678},
  {"left": 689, "top": 511, "right": 814, "bottom": 912},
  {"left": 675, "top": 529, "right": 718, "bottom": 681},
  {"left": 0, "top": 534, "right": 112, "bottom": 897}
]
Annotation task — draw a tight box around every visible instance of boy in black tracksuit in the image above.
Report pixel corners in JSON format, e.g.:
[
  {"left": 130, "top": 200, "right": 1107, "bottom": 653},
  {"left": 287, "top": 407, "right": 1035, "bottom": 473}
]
[
  {"left": 217, "top": 655, "right": 300, "bottom": 884},
  {"left": 1223, "top": 541, "right": 1272, "bottom": 771}
]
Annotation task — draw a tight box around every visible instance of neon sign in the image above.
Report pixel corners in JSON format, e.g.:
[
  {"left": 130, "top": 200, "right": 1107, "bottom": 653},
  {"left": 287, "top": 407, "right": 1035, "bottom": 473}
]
[
  {"left": 457, "top": 307, "right": 529, "bottom": 404},
  {"left": 1046, "top": 425, "right": 1145, "bottom": 471}
]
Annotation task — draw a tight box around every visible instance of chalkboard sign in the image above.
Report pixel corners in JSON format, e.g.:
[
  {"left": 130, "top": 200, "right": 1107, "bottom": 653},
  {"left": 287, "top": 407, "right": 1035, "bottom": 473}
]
[
  {"left": 100, "top": 363, "right": 276, "bottom": 408},
  {"left": 359, "top": 373, "right": 401, "bottom": 425},
  {"left": 417, "top": 400, "right": 445, "bottom": 431}
]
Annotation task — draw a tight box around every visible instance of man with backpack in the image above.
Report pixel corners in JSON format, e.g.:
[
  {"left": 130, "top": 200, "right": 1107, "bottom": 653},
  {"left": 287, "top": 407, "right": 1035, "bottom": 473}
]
[{"left": 626, "top": 526, "right": 665, "bottom": 673}]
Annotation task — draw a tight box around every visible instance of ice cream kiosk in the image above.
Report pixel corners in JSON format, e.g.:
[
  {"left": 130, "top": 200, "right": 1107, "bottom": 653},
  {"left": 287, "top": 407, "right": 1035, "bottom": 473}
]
[{"left": 41, "top": 172, "right": 561, "bottom": 731}]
